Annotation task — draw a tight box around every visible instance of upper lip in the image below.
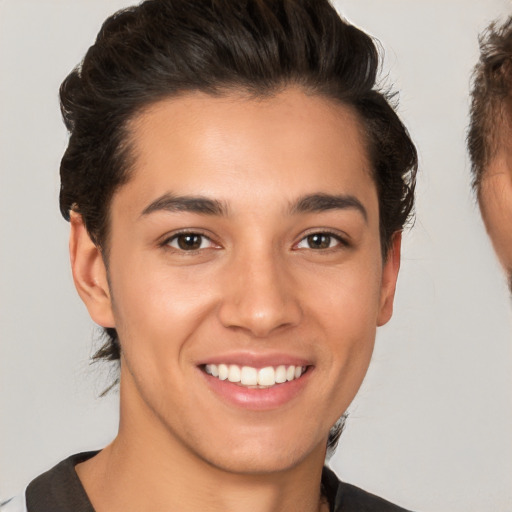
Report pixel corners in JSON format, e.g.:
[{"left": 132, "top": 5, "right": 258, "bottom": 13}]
[{"left": 195, "top": 351, "right": 313, "bottom": 369}]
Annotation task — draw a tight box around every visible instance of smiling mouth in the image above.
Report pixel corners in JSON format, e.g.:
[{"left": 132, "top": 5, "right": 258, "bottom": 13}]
[{"left": 203, "top": 364, "right": 308, "bottom": 388}]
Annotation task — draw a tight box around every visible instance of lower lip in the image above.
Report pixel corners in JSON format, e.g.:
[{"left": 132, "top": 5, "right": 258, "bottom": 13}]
[{"left": 200, "top": 368, "right": 312, "bottom": 411}]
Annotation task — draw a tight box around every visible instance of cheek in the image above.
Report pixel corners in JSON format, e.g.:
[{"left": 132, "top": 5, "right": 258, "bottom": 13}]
[
  {"left": 480, "top": 183, "right": 512, "bottom": 269},
  {"left": 312, "top": 259, "right": 382, "bottom": 369},
  {"left": 108, "top": 259, "right": 218, "bottom": 363},
  {"left": 317, "top": 296, "right": 377, "bottom": 373},
  {"left": 309, "top": 255, "right": 383, "bottom": 328}
]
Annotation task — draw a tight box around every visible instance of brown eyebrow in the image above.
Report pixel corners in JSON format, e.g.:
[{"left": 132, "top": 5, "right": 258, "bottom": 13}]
[
  {"left": 141, "top": 193, "right": 228, "bottom": 217},
  {"left": 290, "top": 193, "right": 368, "bottom": 222}
]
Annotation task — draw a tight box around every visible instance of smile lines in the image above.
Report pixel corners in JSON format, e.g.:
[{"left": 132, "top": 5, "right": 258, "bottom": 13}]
[{"left": 204, "top": 364, "right": 307, "bottom": 388}]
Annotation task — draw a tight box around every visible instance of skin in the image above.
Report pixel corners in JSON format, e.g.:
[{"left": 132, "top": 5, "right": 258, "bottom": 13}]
[
  {"left": 479, "top": 149, "right": 512, "bottom": 290},
  {"left": 70, "top": 88, "right": 401, "bottom": 512}
]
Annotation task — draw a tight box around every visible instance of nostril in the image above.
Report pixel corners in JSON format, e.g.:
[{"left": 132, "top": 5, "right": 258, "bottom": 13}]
[{"left": 218, "top": 297, "right": 303, "bottom": 337}]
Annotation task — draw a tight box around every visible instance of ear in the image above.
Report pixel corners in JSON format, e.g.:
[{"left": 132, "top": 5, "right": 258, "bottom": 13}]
[
  {"left": 69, "top": 211, "right": 115, "bottom": 328},
  {"left": 377, "top": 231, "right": 401, "bottom": 327}
]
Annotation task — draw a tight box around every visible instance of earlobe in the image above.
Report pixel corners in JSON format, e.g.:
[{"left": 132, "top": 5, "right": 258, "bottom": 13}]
[
  {"left": 69, "top": 212, "right": 115, "bottom": 328},
  {"left": 377, "top": 231, "right": 402, "bottom": 327}
]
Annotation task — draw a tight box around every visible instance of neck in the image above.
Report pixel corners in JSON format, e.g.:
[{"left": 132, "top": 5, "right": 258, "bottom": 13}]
[
  {"left": 77, "top": 436, "right": 328, "bottom": 512},
  {"left": 76, "top": 373, "right": 330, "bottom": 512}
]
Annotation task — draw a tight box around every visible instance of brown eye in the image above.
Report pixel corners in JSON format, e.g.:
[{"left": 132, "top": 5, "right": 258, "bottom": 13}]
[
  {"left": 296, "top": 232, "right": 345, "bottom": 250},
  {"left": 167, "top": 233, "right": 210, "bottom": 251},
  {"left": 306, "top": 234, "right": 332, "bottom": 249}
]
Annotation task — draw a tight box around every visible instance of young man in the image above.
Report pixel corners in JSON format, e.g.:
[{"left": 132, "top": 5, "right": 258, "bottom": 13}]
[
  {"left": 468, "top": 16, "right": 512, "bottom": 290},
  {"left": 1, "top": 1, "right": 417, "bottom": 510}
]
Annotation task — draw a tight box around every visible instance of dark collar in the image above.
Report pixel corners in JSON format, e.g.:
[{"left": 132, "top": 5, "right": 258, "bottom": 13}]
[{"left": 26, "top": 451, "right": 97, "bottom": 512}]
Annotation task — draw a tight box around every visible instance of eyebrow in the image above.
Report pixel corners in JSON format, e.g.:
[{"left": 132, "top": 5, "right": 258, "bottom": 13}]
[
  {"left": 141, "top": 193, "right": 228, "bottom": 217},
  {"left": 140, "top": 192, "right": 367, "bottom": 221},
  {"left": 290, "top": 193, "right": 368, "bottom": 222}
]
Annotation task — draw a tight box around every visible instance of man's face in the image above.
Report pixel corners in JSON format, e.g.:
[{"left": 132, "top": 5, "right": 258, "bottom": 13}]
[
  {"left": 478, "top": 149, "right": 512, "bottom": 289},
  {"left": 75, "top": 88, "right": 400, "bottom": 474}
]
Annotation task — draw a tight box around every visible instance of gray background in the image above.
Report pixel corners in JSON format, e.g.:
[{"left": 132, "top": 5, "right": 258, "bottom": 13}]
[{"left": 1, "top": 1, "right": 512, "bottom": 510}]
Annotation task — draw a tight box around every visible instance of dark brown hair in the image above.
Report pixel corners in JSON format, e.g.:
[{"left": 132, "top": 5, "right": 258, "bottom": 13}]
[
  {"left": 59, "top": 0, "right": 417, "bottom": 450},
  {"left": 468, "top": 16, "right": 512, "bottom": 192}
]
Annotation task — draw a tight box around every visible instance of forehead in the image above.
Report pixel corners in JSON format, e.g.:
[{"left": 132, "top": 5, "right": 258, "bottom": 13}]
[{"left": 117, "top": 88, "right": 376, "bottom": 214}]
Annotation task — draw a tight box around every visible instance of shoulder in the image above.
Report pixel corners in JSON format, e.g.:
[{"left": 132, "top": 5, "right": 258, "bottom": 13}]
[
  {"left": 333, "top": 481, "right": 414, "bottom": 512},
  {"left": 23, "top": 452, "right": 98, "bottom": 512},
  {"left": 322, "top": 466, "right": 415, "bottom": 512},
  {"left": 0, "top": 494, "right": 27, "bottom": 512}
]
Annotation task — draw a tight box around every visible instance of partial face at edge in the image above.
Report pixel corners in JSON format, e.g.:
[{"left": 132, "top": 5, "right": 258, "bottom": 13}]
[
  {"left": 479, "top": 149, "right": 512, "bottom": 291},
  {"left": 72, "top": 88, "right": 401, "bottom": 474}
]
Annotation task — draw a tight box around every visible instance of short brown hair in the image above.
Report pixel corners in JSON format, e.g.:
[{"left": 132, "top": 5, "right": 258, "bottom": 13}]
[{"left": 468, "top": 16, "right": 512, "bottom": 192}]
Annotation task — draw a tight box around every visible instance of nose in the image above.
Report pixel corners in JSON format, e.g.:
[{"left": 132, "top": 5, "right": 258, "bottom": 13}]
[{"left": 217, "top": 248, "right": 303, "bottom": 337}]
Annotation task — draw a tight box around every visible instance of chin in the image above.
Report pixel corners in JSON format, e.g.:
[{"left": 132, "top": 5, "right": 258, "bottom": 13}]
[
  {"left": 190, "top": 428, "right": 326, "bottom": 476},
  {"left": 202, "top": 450, "right": 312, "bottom": 476}
]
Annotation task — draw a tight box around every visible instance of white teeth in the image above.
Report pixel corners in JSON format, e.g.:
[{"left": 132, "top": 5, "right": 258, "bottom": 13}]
[
  {"left": 204, "top": 363, "right": 307, "bottom": 387},
  {"left": 218, "top": 364, "right": 228, "bottom": 381},
  {"left": 240, "top": 366, "right": 258, "bottom": 386},
  {"left": 258, "top": 366, "right": 275, "bottom": 386},
  {"left": 275, "top": 365, "right": 287, "bottom": 384},
  {"left": 228, "top": 364, "right": 241, "bottom": 383},
  {"left": 205, "top": 364, "right": 219, "bottom": 377}
]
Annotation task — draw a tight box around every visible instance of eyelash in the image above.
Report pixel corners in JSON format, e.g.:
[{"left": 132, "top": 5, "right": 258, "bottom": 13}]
[
  {"left": 161, "top": 231, "right": 218, "bottom": 252},
  {"left": 161, "top": 229, "right": 349, "bottom": 253},
  {"left": 294, "top": 230, "right": 349, "bottom": 251}
]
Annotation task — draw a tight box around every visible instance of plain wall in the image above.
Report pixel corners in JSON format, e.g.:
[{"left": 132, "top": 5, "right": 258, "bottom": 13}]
[{"left": 1, "top": 1, "right": 511, "bottom": 511}]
